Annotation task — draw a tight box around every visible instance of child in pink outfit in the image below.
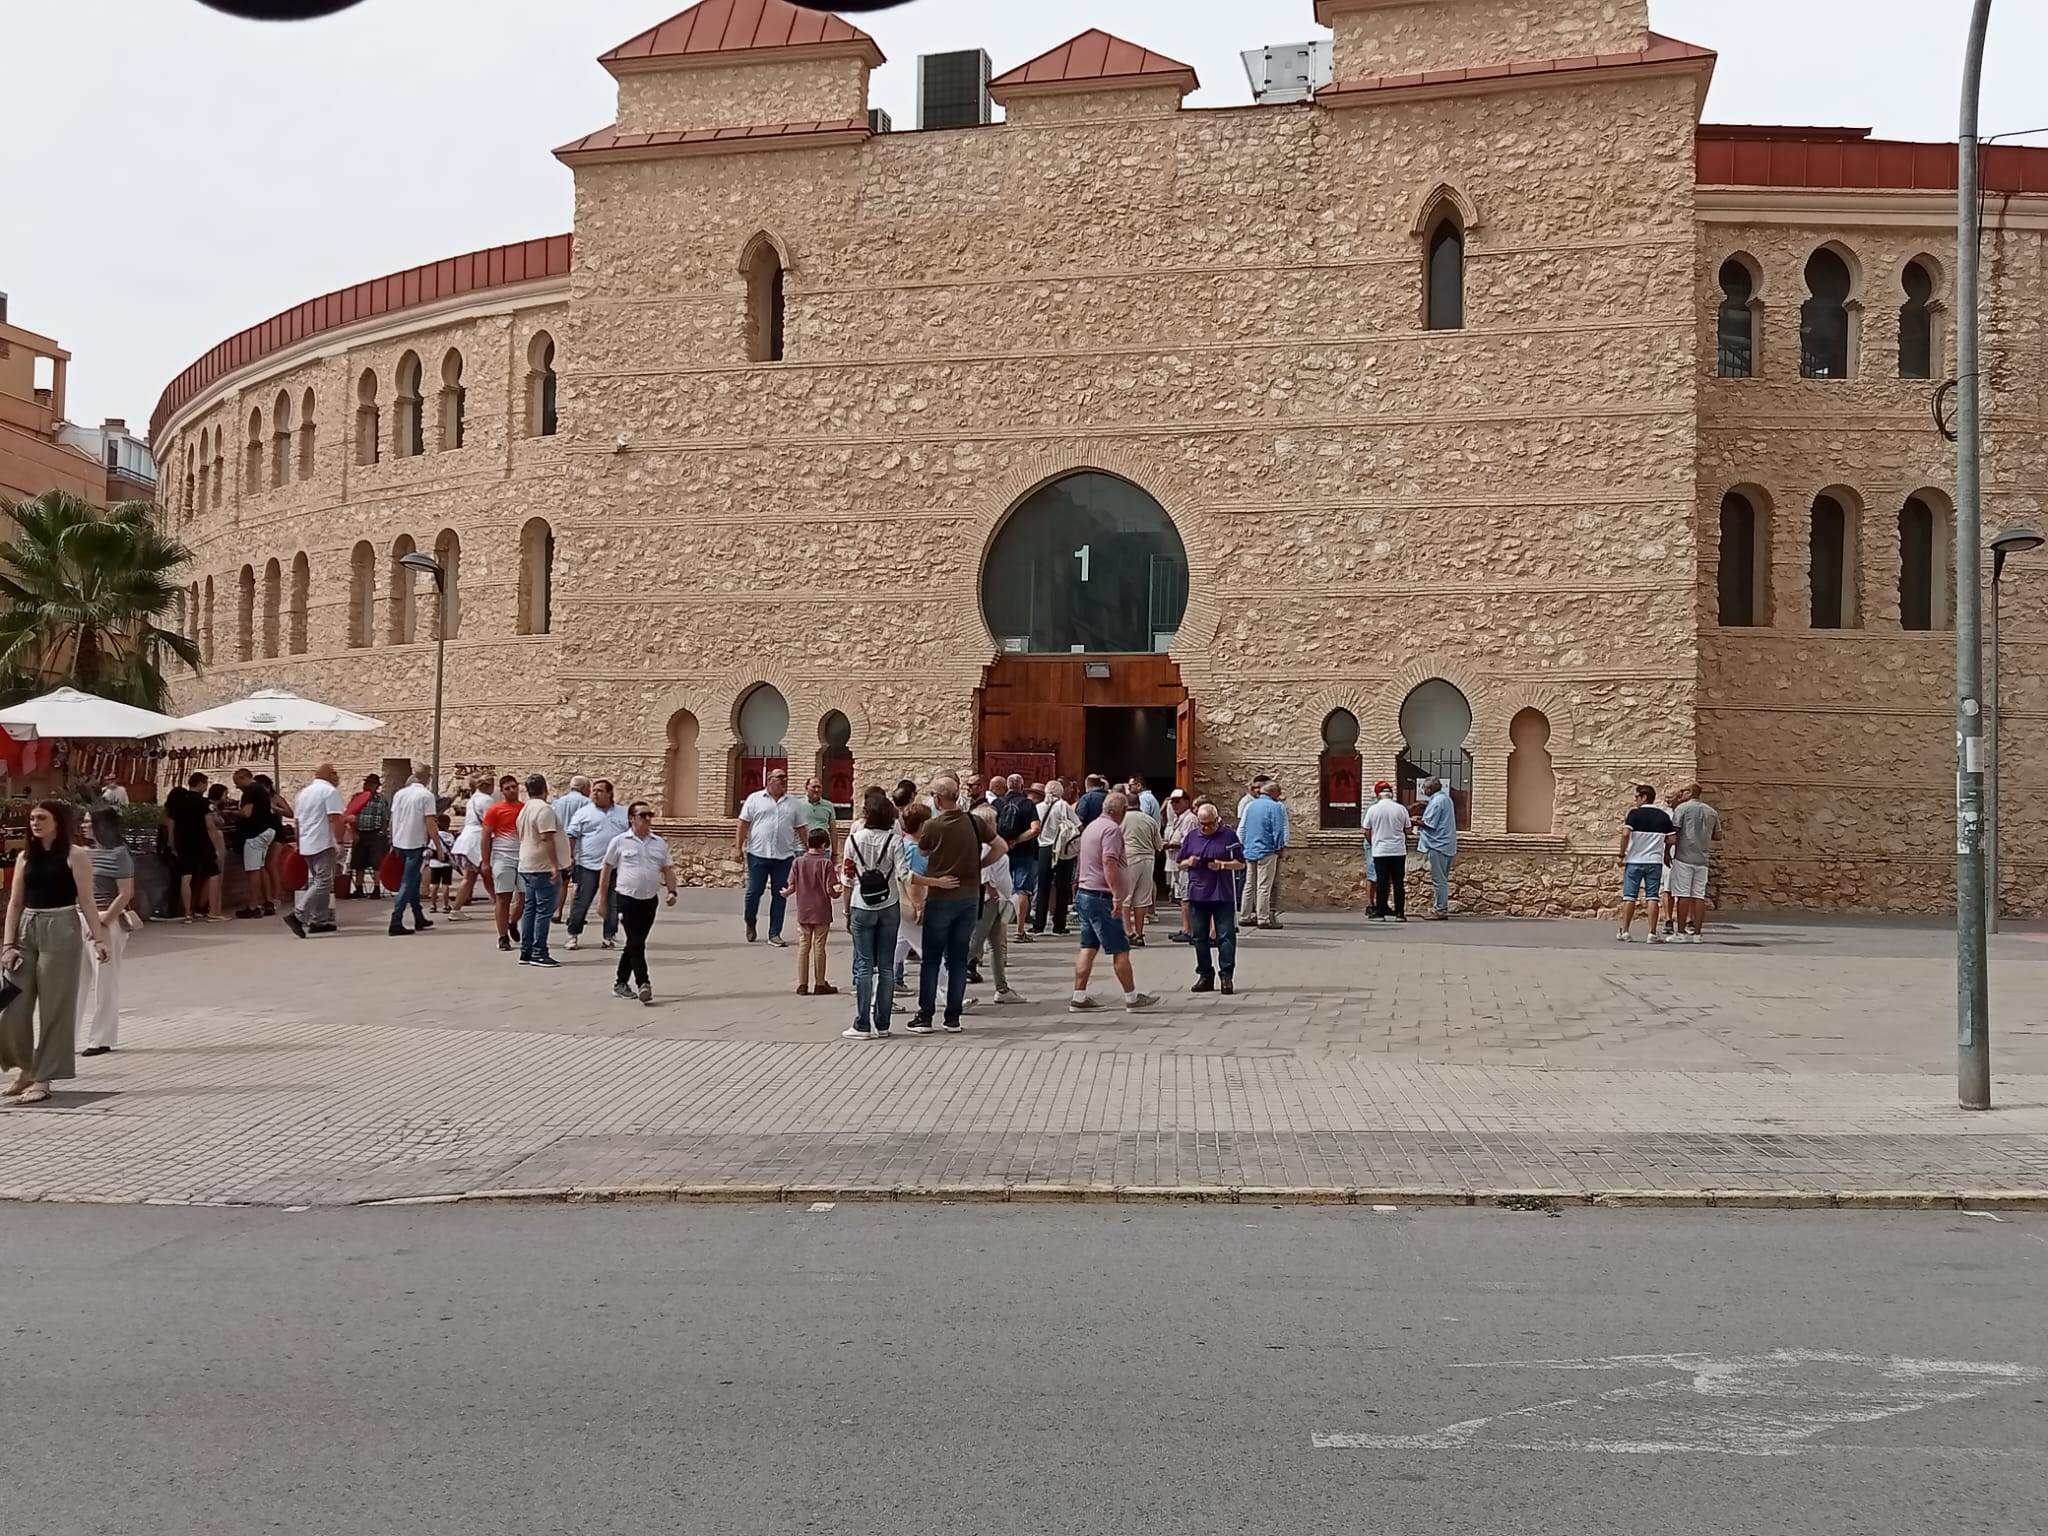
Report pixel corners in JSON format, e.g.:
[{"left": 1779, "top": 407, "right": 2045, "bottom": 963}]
[{"left": 783, "top": 829, "right": 842, "bottom": 995}]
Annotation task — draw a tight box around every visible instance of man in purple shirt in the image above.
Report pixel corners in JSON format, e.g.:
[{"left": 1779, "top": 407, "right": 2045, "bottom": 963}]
[
  {"left": 1176, "top": 799, "right": 1246, "bottom": 994},
  {"left": 1069, "top": 791, "right": 1158, "bottom": 1013}
]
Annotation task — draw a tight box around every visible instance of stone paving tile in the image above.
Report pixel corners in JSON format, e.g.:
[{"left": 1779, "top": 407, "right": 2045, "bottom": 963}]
[{"left": 0, "top": 905, "right": 2042, "bottom": 1206}]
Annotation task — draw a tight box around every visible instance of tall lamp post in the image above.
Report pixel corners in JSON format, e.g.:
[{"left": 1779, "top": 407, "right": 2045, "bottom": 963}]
[
  {"left": 1953, "top": 0, "right": 1996, "bottom": 1110},
  {"left": 1986, "top": 527, "right": 2044, "bottom": 936},
  {"left": 398, "top": 552, "right": 447, "bottom": 795}
]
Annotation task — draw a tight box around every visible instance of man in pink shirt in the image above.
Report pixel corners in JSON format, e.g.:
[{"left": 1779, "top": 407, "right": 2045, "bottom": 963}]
[{"left": 1069, "top": 791, "right": 1158, "bottom": 1013}]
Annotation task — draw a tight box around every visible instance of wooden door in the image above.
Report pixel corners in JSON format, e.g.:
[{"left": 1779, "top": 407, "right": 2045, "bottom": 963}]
[{"left": 1174, "top": 695, "right": 1195, "bottom": 795}]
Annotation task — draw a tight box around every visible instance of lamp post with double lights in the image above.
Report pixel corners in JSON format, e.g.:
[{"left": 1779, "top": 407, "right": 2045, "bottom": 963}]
[
  {"left": 398, "top": 551, "right": 446, "bottom": 795},
  {"left": 1986, "top": 526, "right": 2043, "bottom": 935}
]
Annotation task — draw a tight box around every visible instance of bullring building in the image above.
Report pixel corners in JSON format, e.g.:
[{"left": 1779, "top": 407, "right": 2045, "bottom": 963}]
[{"left": 151, "top": 0, "right": 2048, "bottom": 915}]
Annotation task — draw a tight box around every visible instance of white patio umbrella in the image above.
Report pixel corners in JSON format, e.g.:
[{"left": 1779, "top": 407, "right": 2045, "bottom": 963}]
[
  {"left": 0, "top": 686, "right": 205, "bottom": 741},
  {"left": 175, "top": 688, "right": 385, "bottom": 782}
]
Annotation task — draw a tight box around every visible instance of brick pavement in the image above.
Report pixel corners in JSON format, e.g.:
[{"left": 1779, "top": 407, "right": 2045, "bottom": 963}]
[{"left": 2, "top": 897, "right": 2044, "bottom": 1206}]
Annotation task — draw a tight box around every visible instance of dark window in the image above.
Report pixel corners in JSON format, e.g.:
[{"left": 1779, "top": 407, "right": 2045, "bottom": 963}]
[
  {"left": 746, "top": 244, "right": 786, "bottom": 364},
  {"left": 1810, "top": 495, "right": 1851, "bottom": 628},
  {"left": 1426, "top": 220, "right": 1464, "bottom": 331},
  {"left": 1800, "top": 249, "right": 1852, "bottom": 379},
  {"left": 1716, "top": 259, "right": 1754, "bottom": 378},
  {"left": 979, "top": 472, "right": 1188, "bottom": 655},
  {"left": 1718, "top": 491, "right": 1758, "bottom": 627},
  {"left": 768, "top": 266, "right": 785, "bottom": 362},
  {"left": 1899, "top": 496, "right": 1937, "bottom": 631},
  {"left": 1899, "top": 261, "right": 1934, "bottom": 380},
  {"left": 539, "top": 341, "right": 558, "bottom": 436}
]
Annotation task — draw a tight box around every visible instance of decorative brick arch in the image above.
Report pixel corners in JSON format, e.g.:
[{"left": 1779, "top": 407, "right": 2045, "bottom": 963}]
[
  {"left": 648, "top": 668, "right": 875, "bottom": 818},
  {"left": 1486, "top": 684, "right": 1577, "bottom": 763},
  {"left": 1409, "top": 181, "right": 1482, "bottom": 238},
  {"left": 962, "top": 444, "right": 1223, "bottom": 665},
  {"left": 1359, "top": 660, "right": 1492, "bottom": 758},
  {"left": 736, "top": 229, "right": 794, "bottom": 276}
]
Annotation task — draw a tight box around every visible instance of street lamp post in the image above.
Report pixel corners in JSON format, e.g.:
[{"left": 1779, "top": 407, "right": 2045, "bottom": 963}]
[
  {"left": 1987, "top": 527, "right": 2044, "bottom": 936},
  {"left": 1954, "top": 0, "right": 1994, "bottom": 1109},
  {"left": 398, "top": 552, "right": 446, "bottom": 795}
]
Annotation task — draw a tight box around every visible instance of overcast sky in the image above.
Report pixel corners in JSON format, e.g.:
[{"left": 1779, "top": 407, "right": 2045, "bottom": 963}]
[{"left": 7, "top": 0, "right": 2045, "bottom": 434}]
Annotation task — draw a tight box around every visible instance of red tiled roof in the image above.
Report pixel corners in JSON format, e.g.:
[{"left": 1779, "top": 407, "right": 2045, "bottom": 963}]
[
  {"left": 149, "top": 234, "right": 573, "bottom": 444},
  {"left": 1319, "top": 29, "right": 1714, "bottom": 103},
  {"left": 1696, "top": 124, "right": 2048, "bottom": 193},
  {"left": 989, "top": 29, "right": 1197, "bottom": 94},
  {"left": 600, "top": 0, "right": 882, "bottom": 70},
  {"left": 555, "top": 116, "right": 868, "bottom": 161}
]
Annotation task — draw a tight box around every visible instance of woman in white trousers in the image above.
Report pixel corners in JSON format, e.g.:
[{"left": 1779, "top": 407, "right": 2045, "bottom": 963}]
[{"left": 81, "top": 809, "right": 135, "bottom": 1056}]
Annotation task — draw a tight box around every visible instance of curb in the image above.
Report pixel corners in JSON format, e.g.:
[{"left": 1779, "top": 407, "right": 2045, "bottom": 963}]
[{"left": 406, "top": 1184, "right": 2048, "bottom": 1212}]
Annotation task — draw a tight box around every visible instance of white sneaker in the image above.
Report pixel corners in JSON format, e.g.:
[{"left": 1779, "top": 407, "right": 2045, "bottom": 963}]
[
  {"left": 841, "top": 1026, "right": 879, "bottom": 1040},
  {"left": 1615, "top": 930, "right": 1632, "bottom": 942},
  {"left": 566, "top": 934, "right": 580, "bottom": 951},
  {"left": 1648, "top": 932, "right": 1664, "bottom": 945},
  {"left": 601, "top": 938, "right": 616, "bottom": 950}
]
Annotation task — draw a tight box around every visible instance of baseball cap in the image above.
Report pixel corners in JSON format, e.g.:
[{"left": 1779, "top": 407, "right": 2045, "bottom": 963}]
[
  {"left": 1170, "top": 787, "right": 1188, "bottom": 799},
  {"left": 1374, "top": 780, "right": 1394, "bottom": 794}
]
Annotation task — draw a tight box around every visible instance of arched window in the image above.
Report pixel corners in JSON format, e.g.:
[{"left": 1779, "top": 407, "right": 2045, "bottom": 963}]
[
  {"left": 203, "top": 576, "right": 215, "bottom": 664},
  {"left": 665, "top": 709, "right": 701, "bottom": 819},
  {"left": 1809, "top": 493, "right": 1859, "bottom": 629},
  {"left": 1800, "top": 248, "right": 1853, "bottom": 379},
  {"left": 270, "top": 389, "right": 292, "bottom": 489},
  {"left": 394, "top": 352, "right": 423, "bottom": 457},
  {"left": 186, "top": 581, "right": 199, "bottom": 643},
  {"left": 348, "top": 539, "right": 376, "bottom": 648},
  {"left": 433, "top": 528, "right": 461, "bottom": 640},
  {"left": 743, "top": 235, "right": 786, "bottom": 363},
  {"left": 1506, "top": 708, "right": 1556, "bottom": 835},
  {"left": 1718, "top": 489, "right": 1770, "bottom": 627},
  {"left": 355, "top": 369, "right": 381, "bottom": 466},
  {"left": 438, "top": 349, "right": 465, "bottom": 450},
  {"left": 1397, "top": 679, "right": 1472, "bottom": 829},
  {"left": 210, "top": 429, "right": 224, "bottom": 505},
  {"left": 183, "top": 452, "right": 196, "bottom": 524},
  {"left": 389, "top": 534, "right": 418, "bottom": 645},
  {"left": 1318, "top": 708, "right": 1363, "bottom": 830},
  {"left": 288, "top": 552, "right": 310, "bottom": 655},
  {"left": 1716, "top": 258, "right": 1756, "bottom": 378},
  {"left": 244, "top": 408, "right": 264, "bottom": 491},
  {"left": 297, "top": 387, "right": 317, "bottom": 479},
  {"left": 1898, "top": 259, "right": 1936, "bottom": 380},
  {"left": 261, "top": 557, "right": 281, "bottom": 659},
  {"left": 733, "top": 684, "right": 790, "bottom": 811},
  {"left": 517, "top": 517, "right": 553, "bottom": 635},
  {"left": 1425, "top": 216, "right": 1465, "bottom": 331},
  {"left": 818, "top": 710, "right": 854, "bottom": 815},
  {"left": 195, "top": 444, "right": 209, "bottom": 520},
  {"left": 236, "top": 564, "right": 255, "bottom": 662},
  {"left": 527, "top": 332, "right": 558, "bottom": 437},
  {"left": 1898, "top": 494, "right": 1951, "bottom": 632},
  {"left": 980, "top": 472, "right": 1188, "bottom": 654}
]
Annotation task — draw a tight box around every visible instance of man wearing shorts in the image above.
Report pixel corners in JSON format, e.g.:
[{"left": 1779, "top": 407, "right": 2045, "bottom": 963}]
[
  {"left": 1668, "top": 782, "right": 1721, "bottom": 943},
  {"left": 1068, "top": 791, "right": 1158, "bottom": 1013},
  {"left": 1615, "top": 783, "right": 1676, "bottom": 944},
  {"left": 481, "top": 775, "right": 524, "bottom": 953},
  {"left": 233, "top": 767, "right": 278, "bottom": 918}
]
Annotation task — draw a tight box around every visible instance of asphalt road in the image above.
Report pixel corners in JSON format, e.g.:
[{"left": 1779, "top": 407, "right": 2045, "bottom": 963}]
[{"left": 5, "top": 1203, "right": 2045, "bottom": 1535}]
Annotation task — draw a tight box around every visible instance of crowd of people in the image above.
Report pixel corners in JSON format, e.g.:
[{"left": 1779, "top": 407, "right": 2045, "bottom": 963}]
[{"left": 0, "top": 754, "right": 1729, "bottom": 1101}]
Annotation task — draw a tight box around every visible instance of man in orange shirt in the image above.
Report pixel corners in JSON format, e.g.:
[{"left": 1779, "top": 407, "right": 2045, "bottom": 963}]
[{"left": 480, "top": 775, "right": 525, "bottom": 954}]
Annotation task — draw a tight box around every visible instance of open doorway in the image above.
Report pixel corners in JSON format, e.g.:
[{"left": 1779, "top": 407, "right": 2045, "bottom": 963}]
[{"left": 1083, "top": 706, "right": 1177, "bottom": 797}]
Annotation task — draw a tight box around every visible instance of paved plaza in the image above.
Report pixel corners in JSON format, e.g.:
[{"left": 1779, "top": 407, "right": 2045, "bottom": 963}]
[{"left": 2, "top": 894, "right": 2045, "bottom": 1206}]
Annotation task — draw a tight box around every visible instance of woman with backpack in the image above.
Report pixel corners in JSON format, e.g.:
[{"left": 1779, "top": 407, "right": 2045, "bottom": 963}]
[{"left": 842, "top": 787, "right": 910, "bottom": 1039}]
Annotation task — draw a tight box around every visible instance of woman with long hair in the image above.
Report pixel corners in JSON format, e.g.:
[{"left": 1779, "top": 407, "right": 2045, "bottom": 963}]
[
  {"left": 81, "top": 808, "right": 136, "bottom": 1056},
  {"left": 2, "top": 801, "right": 112, "bottom": 1104},
  {"left": 841, "top": 786, "right": 907, "bottom": 1039}
]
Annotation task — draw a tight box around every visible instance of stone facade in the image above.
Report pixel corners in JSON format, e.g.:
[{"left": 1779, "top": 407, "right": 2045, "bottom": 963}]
[{"left": 149, "top": 0, "right": 2048, "bottom": 915}]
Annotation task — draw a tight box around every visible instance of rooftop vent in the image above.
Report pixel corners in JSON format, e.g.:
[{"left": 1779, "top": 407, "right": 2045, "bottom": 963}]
[
  {"left": 868, "top": 107, "right": 892, "bottom": 134},
  {"left": 918, "top": 49, "right": 992, "bottom": 129},
  {"left": 1242, "top": 40, "right": 1333, "bottom": 104}
]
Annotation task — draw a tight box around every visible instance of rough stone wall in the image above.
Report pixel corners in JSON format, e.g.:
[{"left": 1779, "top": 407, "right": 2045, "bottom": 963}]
[
  {"left": 154, "top": 298, "right": 572, "bottom": 793},
  {"left": 1327, "top": 0, "right": 1648, "bottom": 79},
  {"left": 1001, "top": 85, "right": 1188, "bottom": 127},
  {"left": 613, "top": 56, "right": 869, "bottom": 135},
  {"left": 1694, "top": 210, "right": 2048, "bottom": 916},
  {"left": 560, "top": 62, "right": 1705, "bottom": 896}
]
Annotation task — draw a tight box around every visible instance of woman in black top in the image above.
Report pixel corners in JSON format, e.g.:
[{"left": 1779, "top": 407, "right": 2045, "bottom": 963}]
[{"left": 2, "top": 801, "right": 111, "bottom": 1105}]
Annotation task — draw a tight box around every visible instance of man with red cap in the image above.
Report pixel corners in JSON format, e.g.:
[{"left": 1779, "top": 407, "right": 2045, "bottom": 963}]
[{"left": 1363, "top": 780, "right": 1413, "bottom": 922}]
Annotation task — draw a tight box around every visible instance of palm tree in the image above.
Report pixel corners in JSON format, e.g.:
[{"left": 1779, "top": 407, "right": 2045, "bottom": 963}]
[{"left": 0, "top": 490, "right": 201, "bottom": 710}]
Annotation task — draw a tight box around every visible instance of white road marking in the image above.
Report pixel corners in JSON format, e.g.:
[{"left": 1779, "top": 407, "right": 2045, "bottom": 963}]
[
  {"left": 1371, "top": 1204, "right": 1399, "bottom": 1213},
  {"left": 1961, "top": 1210, "right": 2006, "bottom": 1222},
  {"left": 807, "top": 1201, "right": 836, "bottom": 1212},
  {"left": 1315, "top": 1350, "right": 2045, "bottom": 1457}
]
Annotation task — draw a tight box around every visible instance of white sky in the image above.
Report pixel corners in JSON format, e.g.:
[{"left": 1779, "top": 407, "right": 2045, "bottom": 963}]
[{"left": 6, "top": 0, "right": 2045, "bottom": 432}]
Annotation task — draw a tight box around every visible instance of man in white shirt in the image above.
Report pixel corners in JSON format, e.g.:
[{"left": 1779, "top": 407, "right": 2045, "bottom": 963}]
[
  {"left": 284, "top": 761, "right": 346, "bottom": 939},
  {"left": 515, "top": 774, "right": 565, "bottom": 967},
  {"left": 601, "top": 800, "right": 678, "bottom": 1004},
  {"left": 386, "top": 765, "right": 440, "bottom": 937},
  {"left": 734, "top": 767, "right": 803, "bottom": 946},
  {"left": 565, "top": 778, "right": 631, "bottom": 951},
  {"left": 1363, "top": 780, "right": 1414, "bottom": 922}
]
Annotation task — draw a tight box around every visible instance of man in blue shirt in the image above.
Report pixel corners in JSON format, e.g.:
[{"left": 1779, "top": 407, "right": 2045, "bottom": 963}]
[
  {"left": 549, "top": 775, "right": 594, "bottom": 922},
  {"left": 1077, "top": 775, "right": 1109, "bottom": 827},
  {"left": 1238, "top": 782, "right": 1289, "bottom": 929},
  {"left": 1418, "top": 776, "right": 1458, "bottom": 919},
  {"left": 564, "top": 779, "right": 631, "bottom": 951}
]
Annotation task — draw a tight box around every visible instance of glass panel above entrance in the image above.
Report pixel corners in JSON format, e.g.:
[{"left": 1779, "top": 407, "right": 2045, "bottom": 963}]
[{"left": 981, "top": 472, "right": 1188, "bottom": 655}]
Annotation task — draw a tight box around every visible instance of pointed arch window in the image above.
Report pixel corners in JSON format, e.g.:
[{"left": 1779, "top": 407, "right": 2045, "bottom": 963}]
[
  {"left": 394, "top": 352, "right": 423, "bottom": 457},
  {"left": 1425, "top": 217, "right": 1465, "bottom": 331},
  {"left": 1899, "top": 260, "right": 1936, "bottom": 380},
  {"left": 743, "top": 236, "right": 787, "bottom": 363},
  {"left": 527, "top": 332, "right": 558, "bottom": 437},
  {"left": 355, "top": 369, "right": 381, "bottom": 465},
  {"left": 1800, "top": 248, "right": 1853, "bottom": 379},
  {"left": 1717, "top": 258, "right": 1756, "bottom": 378},
  {"left": 438, "top": 349, "right": 465, "bottom": 450}
]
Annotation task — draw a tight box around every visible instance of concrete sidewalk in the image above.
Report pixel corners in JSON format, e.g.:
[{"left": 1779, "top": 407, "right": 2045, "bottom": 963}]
[{"left": 2, "top": 900, "right": 2044, "bottom": 1206}]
